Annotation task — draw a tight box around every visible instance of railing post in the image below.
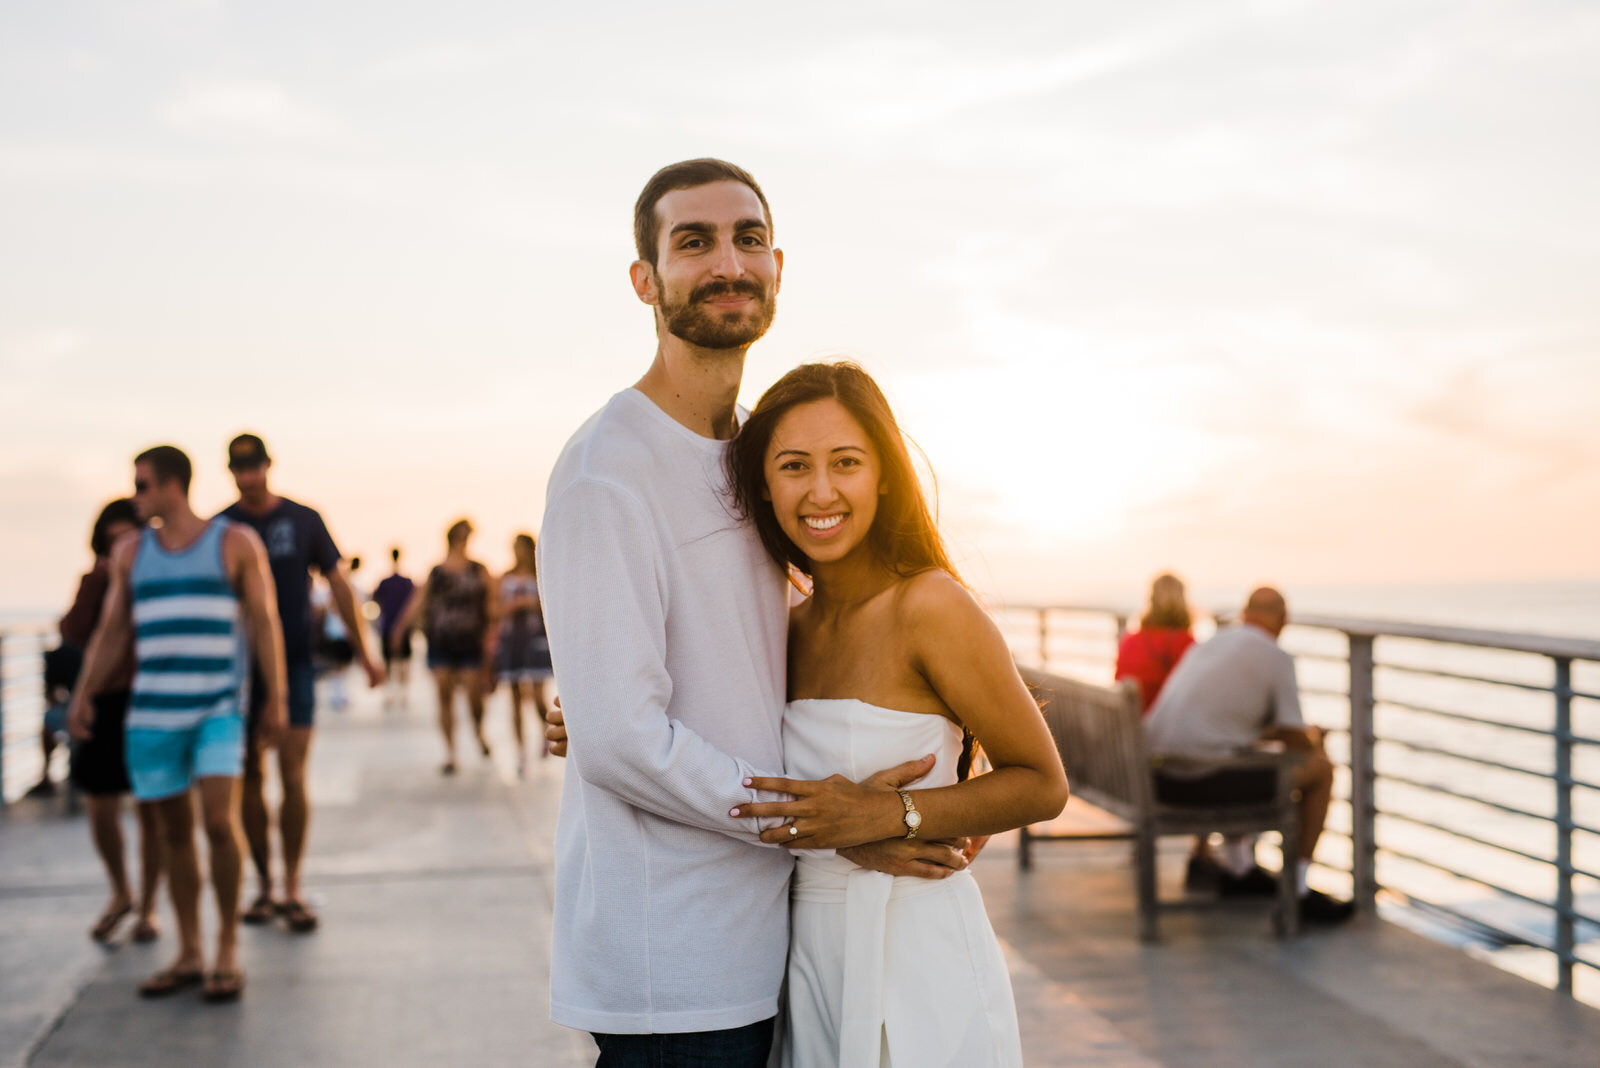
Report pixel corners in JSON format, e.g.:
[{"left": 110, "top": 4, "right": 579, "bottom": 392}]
[
  {"left": 1037, "top": 609, "right": 1048, "bottom": 670},
  {"left": 1347, "top": 633, "right": 1377, "bottom": 911},
  {"left": 1554, "top": 656, "right": 1575, "bottom": 993}
]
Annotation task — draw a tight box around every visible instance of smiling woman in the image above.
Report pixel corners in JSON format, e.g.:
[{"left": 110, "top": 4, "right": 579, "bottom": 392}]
[{"left": 725, "top": 359, "right": 1068, "bottom": 1067}]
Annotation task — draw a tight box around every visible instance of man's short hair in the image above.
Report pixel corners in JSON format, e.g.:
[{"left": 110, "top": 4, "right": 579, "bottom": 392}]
[
  {"left": 135, "top": 445, "right": 193, "bottom": 493},
  {"left": 633, "top": 158, "right": 772, "bottom": 267},
  {"left": 227, "top": 433, "right": 272, "bottom": 470}
]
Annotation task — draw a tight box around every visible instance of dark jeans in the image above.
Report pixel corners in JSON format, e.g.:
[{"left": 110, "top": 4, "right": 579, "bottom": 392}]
[{"left": 591, "top": 1017, "right": 775, "bottom": 1068}]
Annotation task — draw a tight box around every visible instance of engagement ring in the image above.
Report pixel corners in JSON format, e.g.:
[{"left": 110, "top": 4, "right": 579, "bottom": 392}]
[{"left": 788, "top": 825, "right": 799, "bottom": 837}]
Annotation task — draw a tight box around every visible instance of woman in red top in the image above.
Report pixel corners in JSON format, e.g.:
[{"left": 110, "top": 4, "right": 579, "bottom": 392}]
[
  {"left": 61, "top": 498, "right": 166, "bottom": 943},
  {"left": 1114, "top": 573, "right": 1196, "bottom": 714}
]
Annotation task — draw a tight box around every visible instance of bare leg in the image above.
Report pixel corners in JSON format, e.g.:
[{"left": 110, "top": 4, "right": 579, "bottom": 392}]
[
  {"left": 239, "top": 736, "right": 274, "bottom": 903},
  {"left": 467, "top": 671, "right": 488, "bottom": 755},
  {"left": 197, "top": 776, "right": 244, "bottom": 977},
  {"left": 509, "top": 681, "right": 526, "bottom": 767},
  {"left": 277, "top": 728, "right": 315, "bottom": 905},
  {"left": 135, "top": 801, "right": 165, "bottom": 932},
  {"left": 88, "top": 795, "right": 131, "bottom": 902},
  {"left": 1294, "top": 750, "right": 1335, "bottom": 860},
  {"left": 86, "top": 794, "right": 132, "bottom": 936},
  {"left": 531, "top": 682, "right": 551, "bottom": 758},
  {"left": 435, "top": 671, "right": 458, "bottom": 769},
  {"left": 153, "top": 792, "right": 205, "bottom": 975}
]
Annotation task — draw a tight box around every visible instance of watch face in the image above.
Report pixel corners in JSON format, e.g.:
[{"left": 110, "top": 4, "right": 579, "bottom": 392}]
[{"left": 905, "top": 810, "right": 922, "bottom": 829}]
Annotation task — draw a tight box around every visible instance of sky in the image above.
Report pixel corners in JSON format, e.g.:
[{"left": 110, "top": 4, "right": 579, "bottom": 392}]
[{"left": 2, "top": 0, "right": 1597, "bottom": 616}]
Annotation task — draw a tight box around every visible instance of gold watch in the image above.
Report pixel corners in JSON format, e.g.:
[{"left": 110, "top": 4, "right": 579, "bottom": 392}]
[{"left": 897, "top": 789, "right": 922, "bottom": 839}]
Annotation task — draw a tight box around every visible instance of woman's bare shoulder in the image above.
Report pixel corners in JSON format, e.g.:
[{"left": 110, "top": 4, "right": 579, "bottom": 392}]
[{"left": 896, "top": 569, "right": 988, "bottom": 633}]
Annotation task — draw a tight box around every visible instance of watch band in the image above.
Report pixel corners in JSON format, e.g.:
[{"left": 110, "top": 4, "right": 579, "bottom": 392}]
[{"left": 897, "top": 789, "right": 922, "bottom": 839}]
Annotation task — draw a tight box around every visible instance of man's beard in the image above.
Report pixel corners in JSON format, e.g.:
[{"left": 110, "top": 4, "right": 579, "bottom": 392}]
[{"left": 659, "top": 278, "right": 777, "bottom": 350}]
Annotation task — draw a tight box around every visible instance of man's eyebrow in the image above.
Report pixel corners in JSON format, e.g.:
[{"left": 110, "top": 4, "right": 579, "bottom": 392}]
[{"left": 669, "top": 218, "right": 769, "bottom": 239}]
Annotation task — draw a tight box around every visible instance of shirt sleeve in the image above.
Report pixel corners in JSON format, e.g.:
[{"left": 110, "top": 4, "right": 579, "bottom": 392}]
[
  {"left": 1271, "top": 647, "right": 1304, "bottom": 728},
  {"left": 306, "top": 507, "right": 342, "bottom": 574},
  {"left": 540, "top": 476, "right": 786, "bottom": 843}
]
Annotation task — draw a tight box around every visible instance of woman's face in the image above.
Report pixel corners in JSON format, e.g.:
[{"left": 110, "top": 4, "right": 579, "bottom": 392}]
[
  {"left": 103, "top": 520, "right": 137, "bottom": 554},
  {"left": 762, "top": 399, "right": 884, "bottom": 566}
]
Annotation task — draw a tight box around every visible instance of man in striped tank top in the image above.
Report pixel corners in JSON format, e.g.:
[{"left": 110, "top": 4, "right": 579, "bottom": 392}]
[{"left": 67, "top": 445, "right": 290, "bottom": 1003}]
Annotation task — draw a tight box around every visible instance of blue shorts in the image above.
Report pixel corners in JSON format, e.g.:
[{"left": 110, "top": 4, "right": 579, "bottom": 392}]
[{"left": 125, "top": 713, "right": 247, "bottom": 802}]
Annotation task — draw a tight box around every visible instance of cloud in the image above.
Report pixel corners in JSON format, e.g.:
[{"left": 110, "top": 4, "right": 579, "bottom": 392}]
[{"left": 161, "top": 81, "right": 341, "bottom": 142}]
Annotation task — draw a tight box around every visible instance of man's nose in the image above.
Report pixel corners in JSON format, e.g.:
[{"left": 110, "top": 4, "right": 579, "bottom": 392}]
[{"left": 707, "top": 239, "right": 745, "bottom": 279}]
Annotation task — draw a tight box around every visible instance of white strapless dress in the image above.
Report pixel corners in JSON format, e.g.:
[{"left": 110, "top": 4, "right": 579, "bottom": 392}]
[{"left": 780, "top": 699, "right": 1022, "bottom": 1068}]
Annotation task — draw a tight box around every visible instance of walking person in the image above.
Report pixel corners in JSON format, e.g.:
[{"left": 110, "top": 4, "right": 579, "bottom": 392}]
[
  {"left": 540, "top": 159, "right": 964, "bottom": 1065},
  {"left": 372, "top": 548, "right": 416, "bottom": 708},
  {"left": 496, "top": 533, "right": 552, "bottom": 774},
  {"left": 68, "top": 445, "right": 289, "bottom": 1002},
  {"left": 396, "top": 520, "right": 497, "bottom": 774},
  {"left": 60, "top": 498, "right": 165, "bottom": 944},
  {"left": 220, "top": 433, "right": 383, "bottom": 934},
  {"left": 726, "top": 362, "right": 1069, "bottom": 1065}
]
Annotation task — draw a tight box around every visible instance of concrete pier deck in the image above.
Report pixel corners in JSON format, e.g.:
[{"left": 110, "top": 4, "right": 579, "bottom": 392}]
[{"left": 4, "top": 677, "right": 1597, "bottom": 1067}]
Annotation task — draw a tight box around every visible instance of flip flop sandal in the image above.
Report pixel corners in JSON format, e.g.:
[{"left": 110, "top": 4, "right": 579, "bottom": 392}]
[
  {"left": 131, "top": 919, "right": 161, "bottom": 943},
  {"left": 90, "top": 904, "right": 133, "bottom": 943},
  {"left": 241, "top": 896, "right": 280, "bottom": 925},
  {"left": 280, "top": 900, "right": 320, "bottom": 934},
  {"left": 139, "top": 967, "right": 204, "bottom": 998},
  {"left": 202, "top": 970, "right": 246, "bottom": 1003}
]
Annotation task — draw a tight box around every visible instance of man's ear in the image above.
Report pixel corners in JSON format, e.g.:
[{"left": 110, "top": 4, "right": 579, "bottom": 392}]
[
  {"left": 772, "top": 247, "right": 784, "bottom": 292},
  {"left": 629, "top": 260, "right": 659, "bottom": 306}
]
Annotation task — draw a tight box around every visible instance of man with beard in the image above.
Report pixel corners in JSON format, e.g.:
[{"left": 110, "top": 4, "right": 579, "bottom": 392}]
[{"left": 539, "top": 160, "right": 968, "bottom": 1065}]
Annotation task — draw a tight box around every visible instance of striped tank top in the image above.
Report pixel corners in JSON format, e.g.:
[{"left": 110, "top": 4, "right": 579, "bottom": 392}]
[{"left": 128, "top": 520, "right": 249, "bottom": 731}]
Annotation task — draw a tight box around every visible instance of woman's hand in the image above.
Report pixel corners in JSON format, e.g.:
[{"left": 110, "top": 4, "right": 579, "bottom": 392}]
[{"left": 733, "top": 754, "right": 935, "bottom": 849}]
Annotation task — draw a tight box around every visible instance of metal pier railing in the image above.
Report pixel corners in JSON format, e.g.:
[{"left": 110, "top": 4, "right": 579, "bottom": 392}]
[
  {"left": 993, "top": 603, "right": 1600, "bottom": 998},
  {"left": 0, "top": 623, "right": 56, "bottom": 805}
]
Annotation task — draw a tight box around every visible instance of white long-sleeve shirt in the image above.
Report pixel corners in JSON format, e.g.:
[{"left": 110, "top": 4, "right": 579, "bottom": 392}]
[{"left": 540, "top": 388, "right": 795, "bottom": 1035}]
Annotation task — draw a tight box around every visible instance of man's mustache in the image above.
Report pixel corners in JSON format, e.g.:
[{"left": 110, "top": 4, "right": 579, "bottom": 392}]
[{"left": 691, "top": 280, "right": 765, "bottom": 302}]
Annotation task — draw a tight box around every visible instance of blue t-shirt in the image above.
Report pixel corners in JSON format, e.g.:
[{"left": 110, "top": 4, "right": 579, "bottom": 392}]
[{"left": 219, "top": 496, "right": 341, "bottom": 665}]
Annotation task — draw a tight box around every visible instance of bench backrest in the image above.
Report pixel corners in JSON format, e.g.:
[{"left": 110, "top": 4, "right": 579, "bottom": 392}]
[{"left": 1020, "top": 666, "right": 1149, "bottom": 822}]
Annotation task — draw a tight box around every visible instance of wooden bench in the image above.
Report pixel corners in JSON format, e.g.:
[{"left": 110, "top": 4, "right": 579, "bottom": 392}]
[{"left": 1017, "top": 666, "right": 1302, "bottom": 940}]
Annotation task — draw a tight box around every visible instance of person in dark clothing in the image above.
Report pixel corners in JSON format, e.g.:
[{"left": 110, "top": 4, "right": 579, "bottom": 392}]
[
  {"left": 372, "top": 547, "right": 416, "bottom": 708},
  {"left": 395, "top": 519, "right": 498, "bottom": 774},
  {"left": 61, "top": 498, "right": 166, "bottom": 944},
  {"left": 220, "top": 434, "right": 383, "bottom": 933}
]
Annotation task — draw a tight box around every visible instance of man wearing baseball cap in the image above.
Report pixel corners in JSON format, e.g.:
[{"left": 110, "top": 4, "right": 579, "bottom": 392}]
[{"left": 219, "top": 434, "right": 383, "bottom": 933}]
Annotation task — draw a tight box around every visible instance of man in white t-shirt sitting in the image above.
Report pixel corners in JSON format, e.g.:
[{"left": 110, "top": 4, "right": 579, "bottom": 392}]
[{"left": 1144, "top": 586, "right": 1355, "bottom": 925}]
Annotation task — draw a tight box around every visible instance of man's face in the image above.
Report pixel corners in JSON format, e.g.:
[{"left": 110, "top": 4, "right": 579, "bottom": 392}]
[
  {"left": 132, "top": 462, "right": 168, "bottom": 521},
  {"left": 639, "top": 181, "right": 782, "bottom": 350},
  {"left": 230, "top": 460, "right": 269, "bottom": 497}
]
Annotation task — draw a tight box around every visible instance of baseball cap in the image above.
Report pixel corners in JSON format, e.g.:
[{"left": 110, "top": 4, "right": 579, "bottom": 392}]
[{"left": 227, "top": 433, "right": 272, "bottom": 470}]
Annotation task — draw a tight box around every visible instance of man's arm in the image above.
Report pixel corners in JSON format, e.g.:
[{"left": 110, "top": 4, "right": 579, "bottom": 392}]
[
  {"left": 67, "top": 537, "right": 138, "bottom": 740},
  {"left": 542, "top": 478, "right": 794, "bottom": 842},
  {"left": 227, "top": 525, "right": 289, "bottom": 748},
  {"left": 326, "top": 561, "right": 384, "bottom": 687}
]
